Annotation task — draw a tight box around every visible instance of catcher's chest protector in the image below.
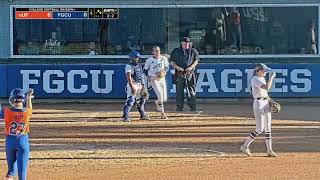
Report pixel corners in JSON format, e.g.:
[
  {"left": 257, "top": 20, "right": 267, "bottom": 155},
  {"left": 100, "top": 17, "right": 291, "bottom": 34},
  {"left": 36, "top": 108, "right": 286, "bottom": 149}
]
[{"left": 130, "top": 63, "right": 144, "bottom": 83}]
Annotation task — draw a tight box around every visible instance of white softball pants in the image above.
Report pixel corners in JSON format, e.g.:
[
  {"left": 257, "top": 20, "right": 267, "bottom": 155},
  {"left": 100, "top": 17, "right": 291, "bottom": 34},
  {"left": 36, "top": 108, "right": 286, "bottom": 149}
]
[
  {"left": 126, "top": 82, "right": 143, "bottom": 99},
  {"left": 151, "top": 78, "right": 167, "bottom": 103},
  {"left": 151, "top": 78, "right": 168, "bottom": 112},
  {"left": 253, "top": 99, "right": 272, "bottom": 134}
]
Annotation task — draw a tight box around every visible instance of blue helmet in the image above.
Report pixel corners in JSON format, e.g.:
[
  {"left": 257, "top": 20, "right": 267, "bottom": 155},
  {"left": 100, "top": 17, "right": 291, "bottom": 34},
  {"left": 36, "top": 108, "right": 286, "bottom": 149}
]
[
  {"left": 128, "top": 50, "right": 140, "bottom": 60},
  {"left": 9, "top": 88, "right": 26, "bottom": 106}
]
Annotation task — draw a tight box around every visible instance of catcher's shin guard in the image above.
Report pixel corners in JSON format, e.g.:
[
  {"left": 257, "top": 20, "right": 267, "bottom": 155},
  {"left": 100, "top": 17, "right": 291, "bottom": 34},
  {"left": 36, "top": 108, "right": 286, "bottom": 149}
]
[
  {"left": 123, "top": 96, "right": 135, "bottom": 119},
  {"left": 136, "top": 98, "right": 146, "bottom": 118}
]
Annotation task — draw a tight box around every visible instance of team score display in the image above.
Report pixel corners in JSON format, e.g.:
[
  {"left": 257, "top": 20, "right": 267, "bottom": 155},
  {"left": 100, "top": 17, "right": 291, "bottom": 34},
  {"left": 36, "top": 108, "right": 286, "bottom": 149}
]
[
  {"left": 10, "top": 121, "right": 26, "bottom": 135},
  {"left": 15, "top": 7, "right": 119, "bottom": 20}
]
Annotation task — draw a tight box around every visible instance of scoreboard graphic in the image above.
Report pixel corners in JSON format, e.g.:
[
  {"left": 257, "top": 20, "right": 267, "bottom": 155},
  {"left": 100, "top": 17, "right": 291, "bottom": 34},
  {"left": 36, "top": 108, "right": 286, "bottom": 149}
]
[{"left": 15, "top": 8, "right": 119, "bottom": 19}]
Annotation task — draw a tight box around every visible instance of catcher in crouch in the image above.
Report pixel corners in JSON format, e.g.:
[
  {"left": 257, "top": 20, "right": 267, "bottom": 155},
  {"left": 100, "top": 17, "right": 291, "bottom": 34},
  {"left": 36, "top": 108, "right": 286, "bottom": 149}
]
[
  {"left": 122, "top": 50, "right": 150, "bottom": 122},
  {"left": 144, "top": 46, "right": 169, "bottom": 119}
]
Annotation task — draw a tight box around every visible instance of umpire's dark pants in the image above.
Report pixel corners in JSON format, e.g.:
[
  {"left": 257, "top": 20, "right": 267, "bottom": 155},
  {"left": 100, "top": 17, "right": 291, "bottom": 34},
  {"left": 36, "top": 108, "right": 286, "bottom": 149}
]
[{"left": 175, "top": 72, "right": 197, "bottom": 110}]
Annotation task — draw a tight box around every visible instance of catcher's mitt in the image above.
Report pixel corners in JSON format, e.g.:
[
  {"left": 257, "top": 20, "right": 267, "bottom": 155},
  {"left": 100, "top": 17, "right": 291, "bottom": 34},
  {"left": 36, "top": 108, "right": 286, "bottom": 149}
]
[
  {"left": 269, "top": 98, "right": 281, "bottom": 113},
  {"left": 156, "top": 70, "right": 166, "bottom": 79},
  {"left": 141, "top": 87, "right": 149, "bottom": 100}
]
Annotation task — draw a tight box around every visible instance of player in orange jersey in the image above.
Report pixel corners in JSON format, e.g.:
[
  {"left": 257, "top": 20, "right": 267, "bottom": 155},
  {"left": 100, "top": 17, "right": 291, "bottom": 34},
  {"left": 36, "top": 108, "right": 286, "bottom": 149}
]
[{"left": 1, "top": 88, "right": 34, "bottom": 180}]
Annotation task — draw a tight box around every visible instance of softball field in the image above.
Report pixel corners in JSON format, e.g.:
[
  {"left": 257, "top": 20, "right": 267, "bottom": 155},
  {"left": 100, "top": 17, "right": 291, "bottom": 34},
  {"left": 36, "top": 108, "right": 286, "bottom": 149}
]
[{"left": 0, "top": 100, "right": 319, "bottom": 180}]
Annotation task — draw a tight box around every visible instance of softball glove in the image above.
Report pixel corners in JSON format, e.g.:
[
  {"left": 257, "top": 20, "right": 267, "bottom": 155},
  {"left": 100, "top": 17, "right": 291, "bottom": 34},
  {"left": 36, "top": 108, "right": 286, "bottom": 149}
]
[{"left": 269, "top": 98, "right": 281, "bottom": 113}]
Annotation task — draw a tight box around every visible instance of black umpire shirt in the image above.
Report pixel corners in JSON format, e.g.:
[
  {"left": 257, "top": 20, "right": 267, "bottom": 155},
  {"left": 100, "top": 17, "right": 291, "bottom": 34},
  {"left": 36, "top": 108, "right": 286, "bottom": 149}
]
[{"left": 170, "top": 46, "right": 200, "bottom": 69}]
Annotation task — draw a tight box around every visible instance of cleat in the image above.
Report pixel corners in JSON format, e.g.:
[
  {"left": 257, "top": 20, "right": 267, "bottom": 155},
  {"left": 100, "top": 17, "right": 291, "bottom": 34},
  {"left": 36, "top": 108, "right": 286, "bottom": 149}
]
[
  {"left": 122, "top": 117, "right": 130, "bottom": 122},
  {"left": 267, "top": 150, "right": 277, "bottom": 157},
  {"left": 161, "top": 113, "right": 168, "bottom": 119},
  {"left": 190, "top": 108, "right": 197, "bottom": 112},
  {"left": 140, "top": 116, "right": 151, "bottom": 120},
  {"left": 176, "top": 108, "right": 183, "bottom": 112},
  {"left": 5, "top": 175, "right": 13, "bottom": 180},
  {"left": 240, "top": 145, "right": 251, "bottom": 156}
]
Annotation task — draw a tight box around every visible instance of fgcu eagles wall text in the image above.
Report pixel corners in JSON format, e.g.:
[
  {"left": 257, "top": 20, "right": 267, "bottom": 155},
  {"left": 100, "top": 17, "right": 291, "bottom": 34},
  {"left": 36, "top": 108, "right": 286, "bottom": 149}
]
[{"left": 0, "top": 64, "right": 318, "bottom": 98}]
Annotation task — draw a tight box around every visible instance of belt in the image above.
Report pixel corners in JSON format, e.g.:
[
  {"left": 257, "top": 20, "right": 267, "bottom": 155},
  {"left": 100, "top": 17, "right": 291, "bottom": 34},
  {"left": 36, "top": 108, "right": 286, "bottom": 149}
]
[{"left": 256, "top": 97, "right": 268, "bottom": 100}]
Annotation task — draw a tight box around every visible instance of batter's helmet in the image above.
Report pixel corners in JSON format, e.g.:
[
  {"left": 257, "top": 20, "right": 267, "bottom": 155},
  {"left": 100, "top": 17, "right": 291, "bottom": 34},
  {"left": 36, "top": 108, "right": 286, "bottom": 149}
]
[{"left": 9, "top": 88, "right": 26, "bottom": 106}]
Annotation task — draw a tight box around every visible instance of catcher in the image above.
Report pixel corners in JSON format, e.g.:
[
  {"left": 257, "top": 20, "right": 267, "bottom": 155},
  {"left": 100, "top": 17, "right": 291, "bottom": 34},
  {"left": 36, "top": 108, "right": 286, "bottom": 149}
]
[
  {"left": 122, "top": 50, "right": 150, "bottom": 122},
  {"left": 144, "top": 46, "right": 169, "bottom": 119},
  {"left": 240, "top": 63, "right": 281, "bottom": 157}
]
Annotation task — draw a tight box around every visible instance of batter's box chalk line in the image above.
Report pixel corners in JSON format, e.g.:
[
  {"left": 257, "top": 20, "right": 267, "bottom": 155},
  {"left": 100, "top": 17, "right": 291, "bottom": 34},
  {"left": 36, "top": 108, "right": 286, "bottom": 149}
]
[
  {"left": 193, "top": 110, "right": 204, "bottom": 117},
  {"left": 176, "top": 110, "right": 204, "bottom": 117}
]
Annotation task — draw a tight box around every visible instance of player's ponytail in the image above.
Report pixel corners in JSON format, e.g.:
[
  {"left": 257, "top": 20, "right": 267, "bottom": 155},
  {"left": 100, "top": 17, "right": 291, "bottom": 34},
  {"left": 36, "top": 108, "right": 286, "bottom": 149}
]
[
  {"left": 252, "top": 69, "right": 258, "bottom": 77},
  {"left": 252, "top": 63, "right": 263, "bottom": 77},
  {"left": 250, "top": 69, "right": 258, "bottom": 95}
]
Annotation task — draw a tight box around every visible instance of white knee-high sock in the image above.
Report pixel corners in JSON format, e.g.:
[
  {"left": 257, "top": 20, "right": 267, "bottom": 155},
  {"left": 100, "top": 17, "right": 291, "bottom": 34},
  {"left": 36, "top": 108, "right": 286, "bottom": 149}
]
[
  {"left": 243, "top": 137, "right": 254, "bottom": 148},
  {"left": 243, "top": 130, "right": 260, "bottom": 148},
  {"left": 159, "top": 101, "right": 164, "bottom": 113},
  {"left": 265, "top": 132, "right": 272, "bottom": 151}
]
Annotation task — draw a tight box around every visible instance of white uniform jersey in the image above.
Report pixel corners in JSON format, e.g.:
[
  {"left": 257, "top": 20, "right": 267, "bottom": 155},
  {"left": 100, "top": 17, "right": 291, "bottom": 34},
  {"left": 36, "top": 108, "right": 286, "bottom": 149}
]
[
  {"left": 144, "top": 56, "right": 169, "bottom": 78},
  {"left": 251, "top": 76, "right": 268, "bottom": 98}
]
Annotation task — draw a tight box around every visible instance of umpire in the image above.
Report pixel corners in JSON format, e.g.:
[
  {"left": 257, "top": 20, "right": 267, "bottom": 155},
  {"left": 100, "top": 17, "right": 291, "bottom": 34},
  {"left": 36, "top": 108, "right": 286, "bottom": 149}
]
[{"left": 170, "top": 37, "right": 200, "bottom": 111}]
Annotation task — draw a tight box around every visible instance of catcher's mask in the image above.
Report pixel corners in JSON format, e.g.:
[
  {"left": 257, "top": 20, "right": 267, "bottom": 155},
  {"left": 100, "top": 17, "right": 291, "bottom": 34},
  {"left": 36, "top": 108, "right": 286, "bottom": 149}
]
[
  {"left": 9, "top": 88, "right": 26, "bottom": 107},
  {"left": 129, "top": 50, "right": 140, "bottom": 65}
]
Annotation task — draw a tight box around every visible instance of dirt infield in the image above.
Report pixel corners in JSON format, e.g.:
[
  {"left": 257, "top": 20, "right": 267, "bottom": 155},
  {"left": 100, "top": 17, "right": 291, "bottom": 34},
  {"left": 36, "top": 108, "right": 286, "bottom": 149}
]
[{"left": 0, "top": 101, "right": 319, "bottom": 180}]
